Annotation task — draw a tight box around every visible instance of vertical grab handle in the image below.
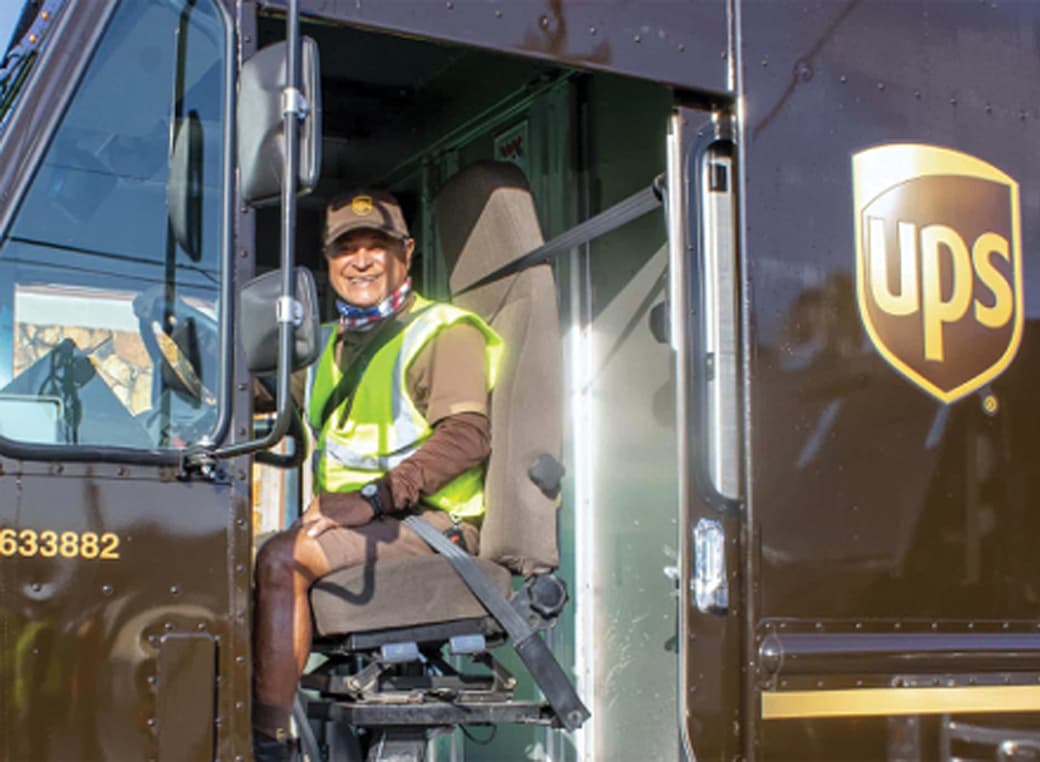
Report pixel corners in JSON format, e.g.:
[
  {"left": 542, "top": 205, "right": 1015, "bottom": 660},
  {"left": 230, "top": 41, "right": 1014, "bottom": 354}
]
[
  {"left": 667, "top": 113, "right": 742, "bottom": 514},
  {"left": 699, "top": 144, "right": 741, "bottom": 502}
]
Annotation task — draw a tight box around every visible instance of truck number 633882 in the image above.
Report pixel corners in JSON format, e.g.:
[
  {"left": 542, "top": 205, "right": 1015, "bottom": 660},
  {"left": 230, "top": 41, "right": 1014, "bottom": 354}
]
[{"left": 0, "top": 528, "right": 121, "bottom": 560}]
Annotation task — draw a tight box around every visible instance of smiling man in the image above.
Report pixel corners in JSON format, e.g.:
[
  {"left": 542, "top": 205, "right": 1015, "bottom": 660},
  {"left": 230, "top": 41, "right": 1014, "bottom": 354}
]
[{"left": 251, "top": 191, "right": 502, "bottom": 761}]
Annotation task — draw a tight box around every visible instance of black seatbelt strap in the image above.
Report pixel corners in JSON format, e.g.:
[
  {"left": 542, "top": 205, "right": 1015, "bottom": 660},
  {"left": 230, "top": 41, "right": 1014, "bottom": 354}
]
[
  {"left": 402, "top": 514, "right": 591, "bottom": 732},
  {"left": 456, "top": 176, "right": 664, "bottom": 295}
]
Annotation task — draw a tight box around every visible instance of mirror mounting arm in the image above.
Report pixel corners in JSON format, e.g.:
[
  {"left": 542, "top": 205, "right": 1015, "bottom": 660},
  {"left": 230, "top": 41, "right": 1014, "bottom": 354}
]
[
  {"left": 255, "top": 0, "right": 304, "bottom": 459},
  {"left": 177, "top": 445, "right": 225, "bottom": 482},
  {"left": 183, "top": 0, "right": 309, "bottom": 468}
]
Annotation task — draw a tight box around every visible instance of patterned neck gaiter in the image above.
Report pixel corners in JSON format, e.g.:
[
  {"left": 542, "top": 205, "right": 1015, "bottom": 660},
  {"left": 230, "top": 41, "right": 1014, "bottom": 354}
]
[{"left": 336, "top": 278, "right": 412, "bottom": 332}]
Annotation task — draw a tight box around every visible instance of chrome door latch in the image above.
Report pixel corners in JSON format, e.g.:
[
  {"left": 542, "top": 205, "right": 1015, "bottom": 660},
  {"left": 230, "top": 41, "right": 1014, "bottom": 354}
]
[{"left": 693, "top": 518, "right": 729, "bottom": 615}]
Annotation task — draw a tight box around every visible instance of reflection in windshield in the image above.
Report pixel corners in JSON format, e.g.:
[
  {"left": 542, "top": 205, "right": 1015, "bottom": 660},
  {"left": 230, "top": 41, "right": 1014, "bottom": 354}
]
[
  {"left": 0, "top": 0, "right": 226, "bottom": 450},
  {"left": 0, "top": 284, "right": 218, "bottom": 447}
]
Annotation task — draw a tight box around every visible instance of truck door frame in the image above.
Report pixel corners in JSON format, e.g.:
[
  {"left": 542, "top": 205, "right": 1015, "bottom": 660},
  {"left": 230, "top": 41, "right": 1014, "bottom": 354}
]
[{"left": 670, "top": 101, "right": 749, "bottom": 762}]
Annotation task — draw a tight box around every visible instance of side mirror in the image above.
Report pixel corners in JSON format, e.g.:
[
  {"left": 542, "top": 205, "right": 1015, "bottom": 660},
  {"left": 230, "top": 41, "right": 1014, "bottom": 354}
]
[
  {"left": 167, "top": 111, "right": 204, "bottom": 261},
  {"left": 239, "top": 267, "right": 322, "bottom": 375},
  {"left": 237, "top": 38, "right": 322, "bottom": 206}
]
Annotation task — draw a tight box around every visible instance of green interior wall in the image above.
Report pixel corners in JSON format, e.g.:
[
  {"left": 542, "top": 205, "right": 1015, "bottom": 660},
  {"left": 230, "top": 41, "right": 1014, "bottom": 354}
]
[{"left": 422, "top": 73, "right": 679, "bottom": 762}]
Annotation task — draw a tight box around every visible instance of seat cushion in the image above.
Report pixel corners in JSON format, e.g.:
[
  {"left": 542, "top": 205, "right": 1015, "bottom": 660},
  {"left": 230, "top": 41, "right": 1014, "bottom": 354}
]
[{"left": 310, "top": 555, "right": 513, "bottom": 637}]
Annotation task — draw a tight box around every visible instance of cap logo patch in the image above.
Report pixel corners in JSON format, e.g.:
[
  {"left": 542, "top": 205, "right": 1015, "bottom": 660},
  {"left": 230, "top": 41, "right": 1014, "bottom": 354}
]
[
  {"left": 853, "top": 144, "right": 1023, "bottom": 404},
  {"left": 351, "top": 195, "right": 374, "bottom": 215}
]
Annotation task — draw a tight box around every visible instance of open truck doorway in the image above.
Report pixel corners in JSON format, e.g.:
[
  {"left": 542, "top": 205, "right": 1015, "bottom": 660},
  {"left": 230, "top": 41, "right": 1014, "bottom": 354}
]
[{"left": 247, "top": 12, "right": 693, "bottom": 762}]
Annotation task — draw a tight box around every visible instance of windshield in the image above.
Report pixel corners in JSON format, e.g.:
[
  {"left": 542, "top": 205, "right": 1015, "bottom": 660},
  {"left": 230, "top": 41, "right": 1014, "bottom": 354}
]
[
  {"left": 0, "top": 2, "right": 23, "bottom": 56},
  {"left": 0, "top": 0, "right": 228, "bottom": 451}
]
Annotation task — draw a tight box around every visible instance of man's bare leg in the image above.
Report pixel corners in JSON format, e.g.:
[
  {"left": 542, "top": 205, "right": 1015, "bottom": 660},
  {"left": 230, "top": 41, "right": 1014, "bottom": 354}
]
[{"left": 253, "top": 529, "right": 332, "bottom": 737}]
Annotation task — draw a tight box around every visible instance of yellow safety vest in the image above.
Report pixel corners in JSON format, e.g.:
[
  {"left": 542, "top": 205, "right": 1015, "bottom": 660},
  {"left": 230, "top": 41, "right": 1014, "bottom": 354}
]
[{"left": 308, "top": 295, "right": 503, "bottom": 519}]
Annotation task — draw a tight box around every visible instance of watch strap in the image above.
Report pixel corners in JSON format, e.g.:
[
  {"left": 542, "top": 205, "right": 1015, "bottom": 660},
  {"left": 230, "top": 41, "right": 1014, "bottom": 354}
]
[{"left": 362, "top": 481, "right": 385, "bottom": 518}]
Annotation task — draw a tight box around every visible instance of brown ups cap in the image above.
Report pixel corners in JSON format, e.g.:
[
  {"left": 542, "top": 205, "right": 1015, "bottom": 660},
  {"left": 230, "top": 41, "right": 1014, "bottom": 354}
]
[{"left": 324, "top": 190, "right": 410, "bottom": 250}]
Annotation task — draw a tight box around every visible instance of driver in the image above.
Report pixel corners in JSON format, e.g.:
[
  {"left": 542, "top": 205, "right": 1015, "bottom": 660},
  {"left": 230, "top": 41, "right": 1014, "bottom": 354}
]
[{"left": 252, "top": 190, "right": 502, "bottom": 762}]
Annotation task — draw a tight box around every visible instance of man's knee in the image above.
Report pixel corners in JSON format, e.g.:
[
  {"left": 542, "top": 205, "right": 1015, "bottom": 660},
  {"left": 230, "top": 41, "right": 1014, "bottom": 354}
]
[{"left": 255, "top": 529, "right": 327, "bottom": 588}]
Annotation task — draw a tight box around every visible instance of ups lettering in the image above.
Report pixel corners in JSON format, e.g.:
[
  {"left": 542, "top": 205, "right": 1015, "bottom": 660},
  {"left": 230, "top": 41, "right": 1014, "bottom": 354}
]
[{"left": 866, "top": 217, "right": 1013, "bottom": 362}]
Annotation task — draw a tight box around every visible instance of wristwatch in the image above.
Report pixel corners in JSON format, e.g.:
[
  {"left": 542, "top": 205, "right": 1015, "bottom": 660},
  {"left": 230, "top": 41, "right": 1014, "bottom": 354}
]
[{"left": 360, "top": 481, "right": 385, "bottom": 519}]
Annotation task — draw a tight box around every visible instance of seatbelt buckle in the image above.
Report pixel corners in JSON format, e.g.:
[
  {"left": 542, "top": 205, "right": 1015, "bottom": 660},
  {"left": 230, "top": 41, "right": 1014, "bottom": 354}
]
[{"left": 443, "top": 522, "right": 469, "bottom": 554}]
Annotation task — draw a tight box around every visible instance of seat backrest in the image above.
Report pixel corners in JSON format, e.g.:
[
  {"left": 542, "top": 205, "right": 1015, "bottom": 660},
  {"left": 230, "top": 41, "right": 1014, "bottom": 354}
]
[{"left": 435, "top": 161, "right": 561, "bottom": 578}]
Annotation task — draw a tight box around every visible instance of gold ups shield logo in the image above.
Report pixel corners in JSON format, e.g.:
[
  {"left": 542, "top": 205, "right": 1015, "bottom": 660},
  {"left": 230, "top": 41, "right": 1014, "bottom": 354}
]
[
  {"left": 853, "top": 144, "right": 1023, "bottom": 404},
  {"left": 350, "top": 195, "right": 374, "bottom": 215}
]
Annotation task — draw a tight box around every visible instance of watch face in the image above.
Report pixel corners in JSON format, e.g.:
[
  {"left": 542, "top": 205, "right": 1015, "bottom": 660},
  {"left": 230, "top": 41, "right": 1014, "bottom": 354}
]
[{"left": 361, "top": 483, "right": 377, "bottom": 498}]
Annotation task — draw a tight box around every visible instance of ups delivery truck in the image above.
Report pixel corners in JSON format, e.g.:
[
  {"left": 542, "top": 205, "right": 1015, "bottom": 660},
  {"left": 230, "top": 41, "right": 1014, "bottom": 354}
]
[{"left": 1, "top": 1, "right": 1039, "bottom": 760}]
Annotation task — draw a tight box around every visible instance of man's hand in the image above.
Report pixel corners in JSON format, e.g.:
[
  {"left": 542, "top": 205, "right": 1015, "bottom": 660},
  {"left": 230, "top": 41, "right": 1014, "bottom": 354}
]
[{"left": 298, "top": 491, "right": 375, "bottom": 539}]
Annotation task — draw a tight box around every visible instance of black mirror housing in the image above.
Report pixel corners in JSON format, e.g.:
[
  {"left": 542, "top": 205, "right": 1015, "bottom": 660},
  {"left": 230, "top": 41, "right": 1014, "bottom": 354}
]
[
  {"left": 237, "top": 37, "right": 322, "bottom": 206},
  {"left": 239, "top": 267, "right": 322, "bottom": 375}
]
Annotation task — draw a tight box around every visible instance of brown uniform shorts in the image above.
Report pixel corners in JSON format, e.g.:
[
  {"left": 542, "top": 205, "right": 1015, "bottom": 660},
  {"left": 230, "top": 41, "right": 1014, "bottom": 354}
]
[{"left": 314, "top": 508, "right": 480, "bottom": 572}]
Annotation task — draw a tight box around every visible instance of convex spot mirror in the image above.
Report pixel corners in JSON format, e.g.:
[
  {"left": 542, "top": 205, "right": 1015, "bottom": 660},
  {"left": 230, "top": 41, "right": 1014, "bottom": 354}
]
[
  {"left": 239, "top": 267, "right": 321, "bottom": 375},
  {"left": 167, "top": 112, "right": 203, "bottom": 261},
  {"left": 238, "top": 37, "right": 322, "bottom": 205}
]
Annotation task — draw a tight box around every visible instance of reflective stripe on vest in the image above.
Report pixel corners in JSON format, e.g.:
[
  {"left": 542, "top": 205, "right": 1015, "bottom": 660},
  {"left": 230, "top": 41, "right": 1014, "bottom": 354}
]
[{"left": 308, "top": 295, "right": 503, "bottom": 519}]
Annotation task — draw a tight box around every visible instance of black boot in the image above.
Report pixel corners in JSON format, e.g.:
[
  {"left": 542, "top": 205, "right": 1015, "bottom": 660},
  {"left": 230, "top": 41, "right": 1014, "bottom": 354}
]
[{"left": 253, "top": 730, "right": 299, "bottom": 762}]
